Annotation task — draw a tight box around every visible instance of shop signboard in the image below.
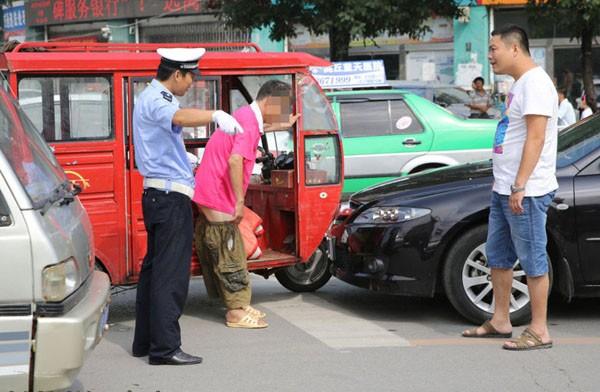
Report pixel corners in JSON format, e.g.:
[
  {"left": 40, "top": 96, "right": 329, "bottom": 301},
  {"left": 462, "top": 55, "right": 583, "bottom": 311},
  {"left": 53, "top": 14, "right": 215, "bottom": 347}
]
[
  {"left": 26, "top": 0, "right": 218, "bottom": 26},
  {"left": 3, "top": 1, "right": 26, "bottom": 41},
  {"left": 310, "top": 60, "right": 387, "bottom": 89}
]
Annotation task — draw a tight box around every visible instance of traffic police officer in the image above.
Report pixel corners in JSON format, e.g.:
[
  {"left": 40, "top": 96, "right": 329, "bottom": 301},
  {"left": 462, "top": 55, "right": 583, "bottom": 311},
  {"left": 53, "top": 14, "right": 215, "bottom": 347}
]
[{"left": 132, "top": 47, "right": 243, "bottom": 365}]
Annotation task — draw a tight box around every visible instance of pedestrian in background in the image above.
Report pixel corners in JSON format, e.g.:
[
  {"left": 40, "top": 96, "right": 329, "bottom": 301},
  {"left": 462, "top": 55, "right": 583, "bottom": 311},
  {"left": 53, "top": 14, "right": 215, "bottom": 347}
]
[
  {"left": 467, "top": 76, "right": 493, "bottom": 118},
  {"left": 193, "top": 80, "right": 299, "bottom": 329},
  {"left": 579, "top": 94, "right": 594, "bottom": 120},
  {"left": 557, "top": 87, "right": 576, "bottom": 128},
  {"left": 462, "top": 25, "right": 558, "bottom": 351},
  {"left": 132, "top": 47, "right": 243, "bottom": 365}
]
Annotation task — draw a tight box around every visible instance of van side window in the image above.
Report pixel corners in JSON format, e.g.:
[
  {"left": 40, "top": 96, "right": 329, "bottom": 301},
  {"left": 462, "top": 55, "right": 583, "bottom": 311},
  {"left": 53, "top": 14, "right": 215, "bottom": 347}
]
[
  {"left": 17, "top": 76, "right": 113, "bottom": 142},
  {"left": 0, "top": 192, "right": 11, "bottom": 227},
  {"left": 340, "top": 99, "right": 423, "bottom": 137}
]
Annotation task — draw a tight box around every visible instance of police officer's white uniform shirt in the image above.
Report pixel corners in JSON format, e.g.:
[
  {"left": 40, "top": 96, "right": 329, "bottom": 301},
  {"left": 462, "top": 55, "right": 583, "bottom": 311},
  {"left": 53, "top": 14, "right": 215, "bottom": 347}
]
[{"left": 133, "top": 79, "right": 194, "bottom": 189}]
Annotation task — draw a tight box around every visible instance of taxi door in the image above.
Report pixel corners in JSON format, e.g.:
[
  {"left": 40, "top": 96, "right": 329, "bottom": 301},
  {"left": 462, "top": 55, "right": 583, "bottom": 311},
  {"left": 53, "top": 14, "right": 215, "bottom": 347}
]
[
  {"left": 17, "top": 74, "right": 128, "bottom": 282},
  {"left": 124, "top": 75, "right": 219, "bottom": 279},
  {"left": 295, "top": 74, "right": 343, "bottom": 261}
]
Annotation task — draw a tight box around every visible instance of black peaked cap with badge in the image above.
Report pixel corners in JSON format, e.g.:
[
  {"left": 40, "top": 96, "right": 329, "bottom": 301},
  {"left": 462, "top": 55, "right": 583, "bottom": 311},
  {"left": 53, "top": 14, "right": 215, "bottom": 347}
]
[{"left": 157, "top": 47, "right": 206, "bottom": 76}]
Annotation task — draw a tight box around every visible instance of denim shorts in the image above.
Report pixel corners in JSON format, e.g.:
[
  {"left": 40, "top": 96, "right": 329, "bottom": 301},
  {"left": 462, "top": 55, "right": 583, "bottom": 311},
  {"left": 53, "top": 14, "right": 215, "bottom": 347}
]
[{"left": 486, "top": 191, "right": 555, "bottom": 277}]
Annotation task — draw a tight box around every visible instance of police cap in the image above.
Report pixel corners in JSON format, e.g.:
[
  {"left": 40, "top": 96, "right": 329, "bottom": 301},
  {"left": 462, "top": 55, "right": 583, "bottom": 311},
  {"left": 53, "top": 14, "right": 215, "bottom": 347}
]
[{"left": 157, "top": 47, "right": 206, "bottom": 76}]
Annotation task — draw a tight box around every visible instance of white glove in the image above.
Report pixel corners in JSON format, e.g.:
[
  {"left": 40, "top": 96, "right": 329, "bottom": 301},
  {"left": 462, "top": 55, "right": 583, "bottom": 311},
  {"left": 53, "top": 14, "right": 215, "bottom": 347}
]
[{"left": 212, "top": 110, "right": 243, "bottom": 135}]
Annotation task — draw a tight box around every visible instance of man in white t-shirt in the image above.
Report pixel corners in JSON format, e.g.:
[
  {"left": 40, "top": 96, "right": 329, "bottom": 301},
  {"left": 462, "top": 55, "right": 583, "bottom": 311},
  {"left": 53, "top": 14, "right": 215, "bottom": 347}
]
[
  {"left": 462, "top": 25, "right": 558, "bottom": 351},
  {"left": 557, "top": 87, "right": 576, "bottom": 129}
]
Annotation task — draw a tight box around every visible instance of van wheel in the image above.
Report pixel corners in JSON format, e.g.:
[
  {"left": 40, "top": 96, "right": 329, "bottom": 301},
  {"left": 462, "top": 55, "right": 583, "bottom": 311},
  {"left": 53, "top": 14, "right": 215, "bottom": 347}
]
[
  {"left": 275, "top": 244, "right": 331, "bottom": 292},
  {"left": 442, "top": 225, "right": 552, "bottom": 326}
]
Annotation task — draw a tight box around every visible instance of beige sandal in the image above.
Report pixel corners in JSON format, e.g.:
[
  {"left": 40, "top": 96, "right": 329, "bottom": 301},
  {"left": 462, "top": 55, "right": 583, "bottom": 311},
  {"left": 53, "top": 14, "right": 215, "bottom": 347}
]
[
  {"left": 244, "top": 305, "right": 266, "bottom": 319},
  {"left": 503, "top": 328, "right": 552, "bottom": 351},
  {"left": 226, "top": 313, "right": 268, "bottom": 329}
]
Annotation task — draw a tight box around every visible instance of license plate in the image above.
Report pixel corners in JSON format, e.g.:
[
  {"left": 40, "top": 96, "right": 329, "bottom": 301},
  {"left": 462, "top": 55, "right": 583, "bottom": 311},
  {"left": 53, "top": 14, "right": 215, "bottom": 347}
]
[{"left": 97, "top": 304, "right": 109, "bottom": 338}]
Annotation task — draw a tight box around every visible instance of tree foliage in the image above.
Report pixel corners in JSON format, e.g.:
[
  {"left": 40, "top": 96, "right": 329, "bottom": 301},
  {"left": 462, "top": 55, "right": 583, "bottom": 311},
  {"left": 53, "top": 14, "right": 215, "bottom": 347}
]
[
  {"left": 220, "top": 0, "right": 462, "bottom": 61},
  {"left": 527, "top": 0, "right": 600, "bottom": 112}
]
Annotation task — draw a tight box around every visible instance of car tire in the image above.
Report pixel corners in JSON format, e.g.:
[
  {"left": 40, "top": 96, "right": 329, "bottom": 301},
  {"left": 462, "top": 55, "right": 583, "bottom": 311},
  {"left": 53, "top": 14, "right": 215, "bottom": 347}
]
[
  {"left": 275, "top": 244, "right": 332, "bottom": 292},
  {"left": 442, "top": 225, "right": 552, "bottom": 326}
]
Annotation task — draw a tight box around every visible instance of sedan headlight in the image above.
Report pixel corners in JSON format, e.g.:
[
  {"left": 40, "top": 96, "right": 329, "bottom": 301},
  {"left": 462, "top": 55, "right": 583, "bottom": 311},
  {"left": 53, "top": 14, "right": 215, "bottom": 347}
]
[
  {"left": 42, "top": 257, "right": 80, "bottom": 302},
  {"left": 354, "top": 207, "right": 431, "bottom": 224}
]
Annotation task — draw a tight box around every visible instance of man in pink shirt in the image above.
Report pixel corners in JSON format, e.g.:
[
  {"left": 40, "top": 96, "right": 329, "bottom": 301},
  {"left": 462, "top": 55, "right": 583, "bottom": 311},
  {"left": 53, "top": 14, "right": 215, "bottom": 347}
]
[{"left": 193, "top": 80, "right": 299, "bottom": 328}]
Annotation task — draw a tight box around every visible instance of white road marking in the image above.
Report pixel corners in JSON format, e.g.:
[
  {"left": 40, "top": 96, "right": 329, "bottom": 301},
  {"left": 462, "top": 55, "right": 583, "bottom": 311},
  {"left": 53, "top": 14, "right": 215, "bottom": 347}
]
[{"left": 261, "top": 295, "right": 410, "bottom": 349}]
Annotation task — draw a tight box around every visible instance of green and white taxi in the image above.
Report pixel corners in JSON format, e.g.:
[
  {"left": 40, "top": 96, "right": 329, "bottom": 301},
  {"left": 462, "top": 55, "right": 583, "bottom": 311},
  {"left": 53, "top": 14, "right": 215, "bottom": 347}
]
[{"left": 327, "top": 89, "right": 498, "bottom": 196}]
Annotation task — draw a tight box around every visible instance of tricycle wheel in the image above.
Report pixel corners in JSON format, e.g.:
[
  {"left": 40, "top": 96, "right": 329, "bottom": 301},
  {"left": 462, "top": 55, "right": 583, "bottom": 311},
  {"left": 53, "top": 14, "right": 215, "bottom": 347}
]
[{"left": 275, "top": 245, "right": 331, "bottom": 292}]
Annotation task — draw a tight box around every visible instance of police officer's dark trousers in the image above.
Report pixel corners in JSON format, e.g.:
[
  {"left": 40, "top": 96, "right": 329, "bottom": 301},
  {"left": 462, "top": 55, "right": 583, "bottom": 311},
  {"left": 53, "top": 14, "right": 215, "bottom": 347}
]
[{"left": 133, "top": 188, "right": 193, "bottom": 359}]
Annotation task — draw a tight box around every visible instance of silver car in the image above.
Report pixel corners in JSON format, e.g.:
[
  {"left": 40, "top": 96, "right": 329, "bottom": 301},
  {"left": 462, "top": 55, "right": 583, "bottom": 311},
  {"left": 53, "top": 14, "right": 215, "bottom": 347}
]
[{"left": 0, "top": 88, "right": 110, "bottom": 391}]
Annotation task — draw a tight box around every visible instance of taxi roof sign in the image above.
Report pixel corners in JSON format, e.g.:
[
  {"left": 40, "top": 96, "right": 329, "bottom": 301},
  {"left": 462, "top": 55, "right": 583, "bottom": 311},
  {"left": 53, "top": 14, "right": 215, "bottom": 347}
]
[{"left": 310, "top": 60, "right": 387, "bottom": 89}]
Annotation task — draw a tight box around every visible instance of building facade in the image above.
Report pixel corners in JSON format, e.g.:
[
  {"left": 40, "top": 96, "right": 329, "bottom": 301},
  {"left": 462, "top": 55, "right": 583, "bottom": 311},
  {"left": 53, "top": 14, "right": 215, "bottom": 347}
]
[
  {"left": 19, "top": 0, "right": 283, "bottom": 51},
  {"left": 7, "top": 0, "right": 599, "bottom": 94}
]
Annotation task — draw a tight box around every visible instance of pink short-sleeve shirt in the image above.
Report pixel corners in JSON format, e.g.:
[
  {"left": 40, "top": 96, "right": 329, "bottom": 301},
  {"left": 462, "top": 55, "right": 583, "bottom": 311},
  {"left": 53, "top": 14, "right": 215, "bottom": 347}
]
[{"left": 193, "top": 104, "right": 262, "bottom": 215}]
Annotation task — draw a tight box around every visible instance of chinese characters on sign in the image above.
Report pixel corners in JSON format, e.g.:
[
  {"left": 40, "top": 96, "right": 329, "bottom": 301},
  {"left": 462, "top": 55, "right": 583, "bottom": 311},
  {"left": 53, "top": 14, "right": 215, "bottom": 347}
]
[
  {"left": 26, "top": 0, "right": 216, "bottom": 26},
  {"left": 3, "top": 1, "right": 26, "bottom": 41},
  {"left": 310, "top": 60, "right": 387, "bottom": 89}
]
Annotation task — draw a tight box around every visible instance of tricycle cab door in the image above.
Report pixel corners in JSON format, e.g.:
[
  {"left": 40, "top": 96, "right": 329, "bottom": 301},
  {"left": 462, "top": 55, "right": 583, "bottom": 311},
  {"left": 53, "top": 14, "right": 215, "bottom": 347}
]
[
  {"left": 125, "top": 75, "right": 219, "bottom": 280},
  {"left": 295, "top": 74, "right": 343, "bottom": 260}
]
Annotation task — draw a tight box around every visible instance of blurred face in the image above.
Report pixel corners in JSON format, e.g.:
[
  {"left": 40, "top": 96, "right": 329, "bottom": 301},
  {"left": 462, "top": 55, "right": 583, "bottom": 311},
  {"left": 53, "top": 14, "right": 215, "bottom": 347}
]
[
  {"left": 262, "top": 95, "right": 292, "bottom": 126},
  {"left": 488, "top": 35, "right": 514, "bottom": 75},
  {"left": 473, "top": 80, "right": 484, "bottom": 91}
]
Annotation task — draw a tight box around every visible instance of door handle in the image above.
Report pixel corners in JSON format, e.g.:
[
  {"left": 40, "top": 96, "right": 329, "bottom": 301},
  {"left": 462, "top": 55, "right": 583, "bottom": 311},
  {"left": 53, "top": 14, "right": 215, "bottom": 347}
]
[{"left": 402, "top": 138, "right": 421, "bottom": 146}]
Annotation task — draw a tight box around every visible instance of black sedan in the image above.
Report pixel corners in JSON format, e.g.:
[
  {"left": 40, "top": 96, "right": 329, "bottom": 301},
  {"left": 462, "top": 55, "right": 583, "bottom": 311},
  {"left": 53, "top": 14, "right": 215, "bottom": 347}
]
[{"left": 331, "top": 113, "right": 600, "bottom": 325}]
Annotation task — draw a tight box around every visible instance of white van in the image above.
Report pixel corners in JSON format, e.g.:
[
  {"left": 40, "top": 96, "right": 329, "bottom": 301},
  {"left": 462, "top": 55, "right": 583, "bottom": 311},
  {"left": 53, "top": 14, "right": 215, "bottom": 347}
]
[{"left": 0, "top": 88, "right": 110, "bottom": 391}]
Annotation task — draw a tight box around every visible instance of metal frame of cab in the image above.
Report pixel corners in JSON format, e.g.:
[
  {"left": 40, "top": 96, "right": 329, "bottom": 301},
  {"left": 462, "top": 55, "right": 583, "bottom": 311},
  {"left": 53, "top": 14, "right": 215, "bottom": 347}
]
[{"left": 0, "top": 42, "right": 343, "bottom": 285}]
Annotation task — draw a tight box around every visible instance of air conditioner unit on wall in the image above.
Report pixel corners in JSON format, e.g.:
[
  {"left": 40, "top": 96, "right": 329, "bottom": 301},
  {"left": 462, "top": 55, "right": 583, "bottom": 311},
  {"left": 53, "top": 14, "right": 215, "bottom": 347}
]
[{"left": 457, "top": 7, "right": 471, "bottom": 24}]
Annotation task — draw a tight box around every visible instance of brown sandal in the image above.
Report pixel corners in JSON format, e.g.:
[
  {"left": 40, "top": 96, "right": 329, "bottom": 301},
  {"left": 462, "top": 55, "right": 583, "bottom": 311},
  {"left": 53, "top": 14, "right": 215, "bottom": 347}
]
[
  {"left": 503, "top": 328, "right": 552, "bottom": 351},
  {"left": 462, "top": 320, "right": 512, "bottom": 338}
]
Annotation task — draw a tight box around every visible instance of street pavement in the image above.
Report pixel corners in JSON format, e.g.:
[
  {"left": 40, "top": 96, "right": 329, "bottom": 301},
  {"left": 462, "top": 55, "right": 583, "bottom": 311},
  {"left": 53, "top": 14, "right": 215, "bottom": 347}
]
[{"left": 72, "top": 275, "right": 600, "bottom": 392}]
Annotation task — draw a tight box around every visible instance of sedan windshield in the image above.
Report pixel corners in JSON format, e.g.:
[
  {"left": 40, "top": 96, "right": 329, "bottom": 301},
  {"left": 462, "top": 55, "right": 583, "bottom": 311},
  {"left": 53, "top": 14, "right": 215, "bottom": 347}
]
[
  {"left": 0, "top": 89, "right": 65, "bottom": 207},
  {"left": 557, "top": 114, "right": 600, "bottom": 168}
]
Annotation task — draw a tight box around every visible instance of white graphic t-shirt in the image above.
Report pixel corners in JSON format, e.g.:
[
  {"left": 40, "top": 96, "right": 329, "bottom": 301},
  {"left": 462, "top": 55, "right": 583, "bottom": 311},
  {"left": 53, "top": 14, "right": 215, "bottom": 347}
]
[{"left": 492, "top": 66, "right": 559, "bottom": 196}]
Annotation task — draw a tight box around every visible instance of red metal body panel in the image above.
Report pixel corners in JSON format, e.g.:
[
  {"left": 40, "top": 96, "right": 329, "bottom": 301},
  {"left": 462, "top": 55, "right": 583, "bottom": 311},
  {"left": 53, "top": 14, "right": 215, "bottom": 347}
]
[{"left": 1, "top": 42, "right": 341, "bottom": 285}]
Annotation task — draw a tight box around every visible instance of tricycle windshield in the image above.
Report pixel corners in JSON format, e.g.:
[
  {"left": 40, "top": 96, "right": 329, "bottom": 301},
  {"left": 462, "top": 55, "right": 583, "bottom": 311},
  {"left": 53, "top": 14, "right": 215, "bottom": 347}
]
[
  {"left": 0, "top": 89, "right": 65, "bottom": 207},
  {"left": 297, "top": 74, "right": 337, "bottom": 131}
]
